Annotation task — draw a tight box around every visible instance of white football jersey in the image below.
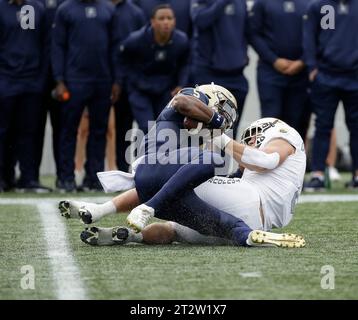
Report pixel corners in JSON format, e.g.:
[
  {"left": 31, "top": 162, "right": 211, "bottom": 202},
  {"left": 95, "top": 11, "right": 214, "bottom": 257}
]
[{"left": 242, "top": 121, "right": 306, "bottom": 229}]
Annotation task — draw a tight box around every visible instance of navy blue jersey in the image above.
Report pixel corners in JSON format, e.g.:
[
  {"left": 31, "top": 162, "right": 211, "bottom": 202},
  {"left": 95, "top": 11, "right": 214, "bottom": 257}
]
[
  {"left": 248, "top": 0, "right": 309, "bottom": 65},
  {"left": 191, "top": 0, "right": 248, "bottom": 72},
  {"left": 36, "top": 0, "right": 66, "bottom": 29},
  {"left": 139, "top": 87, "right": 209, "bottom": 156},
  {"left": 118, "top": 24, "right": 190, "bottom": 94},
  {"left": 0, "top": 0, "right": 47, "bottom": 94},
  {"left": 303, "top": 0, "right": 358, "bottom": 75},
  {"left": 112, "top": 0, "right": 145, "bottom": 84},
  {"left": 52, "top": 0, "right": 117, "bottom": 83}
]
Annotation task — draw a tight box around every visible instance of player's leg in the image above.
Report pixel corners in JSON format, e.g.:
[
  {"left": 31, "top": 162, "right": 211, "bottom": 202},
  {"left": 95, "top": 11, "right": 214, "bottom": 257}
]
[
  {"left": 156, "top": 189, "right": 305, "bottom": 248},
  {"left": 257, "top": 70, "right": 284, "bottom": 120},
  {"left": 57, "top": 83, "right": 90, "bottom": 192},
  {"left": 83, "top": 83, "right": 112, "bottom": 190},
  {"left": 59, "top": 188, "right": 140, "bottom": 222},
  {"left": 0, "top": 95, "right": 16, "bottom": 191},
  {"left": 80, "top": 221, "right": 229, "bottom": 246},
  {"left": 283, "top": 83, "right": 310, "bottom": 139},
  {"left": 128, "top": 88, "right": 155, "bottom": 134},
  {"left": 127, "top": 149, "right": 225, "bottom": 231},
  {"left": 304, "top": 80, "right": 339, "bottom": 191},
  {"left": 80, "top": 225, "right": 143, "bottom": 246},
  {"left": 341, "top": 89, "right": 358, "bottom": 188},
  {"left": 114, "top": 89, "right": 133, "bottom": 172}
]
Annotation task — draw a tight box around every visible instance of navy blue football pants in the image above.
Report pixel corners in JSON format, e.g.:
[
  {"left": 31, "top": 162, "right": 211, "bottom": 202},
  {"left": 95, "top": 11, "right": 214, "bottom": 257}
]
[
  {"left": 134, "top": 147, "right": 252, "bottom": 246},
  {"left": 258, "top": 80, "right": 310, "bottom": 140},
  {"left": 310, "top": 79, "right": 358, "bottom": 174},
  {"left": 0, "top": 92, "right": 43, "bottom": 184},
  {"left": 58, "top": 82, "right": 111, "bottom": 183}
]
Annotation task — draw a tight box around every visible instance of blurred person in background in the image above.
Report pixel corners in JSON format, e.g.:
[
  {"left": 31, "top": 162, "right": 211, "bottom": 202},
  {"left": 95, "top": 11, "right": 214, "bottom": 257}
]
[
  {"left": 0, "top": 0, "right": 50, "bottom": 193},
  {"left": 247, "top": 0, "right": 310, "bottom": 140},
  {"left": 190, "top": 0, "right": 249, "bottom": 139},
  {"left": 118, "top": 4, "right": 190, "bottom": 134},
  {"left": 74, "top": 108, "right": 117, "bottom": 186},
  {"left": 112, "top": 0, "right": 145, "bottom": 172},
  {"left": 133, "top": 0, "right": 192, "bottom": 36},
  {"left": 52, "top": 0, "right": 120, "bottom": 192},
  {"left": 303, "top": 0, "right": 358, "bottom": 191},
  {"left": 35, "top": 0, "right": 65, "bottom": 190}
]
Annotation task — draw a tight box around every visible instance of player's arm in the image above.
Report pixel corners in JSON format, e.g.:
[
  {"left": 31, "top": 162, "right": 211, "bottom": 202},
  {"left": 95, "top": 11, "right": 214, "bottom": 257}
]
[
  {"left": 172, "top": 94, "right": 226, "bottom": 129},
  {"left": 214, "top": 136, "right": 295, "bottom": 172}
]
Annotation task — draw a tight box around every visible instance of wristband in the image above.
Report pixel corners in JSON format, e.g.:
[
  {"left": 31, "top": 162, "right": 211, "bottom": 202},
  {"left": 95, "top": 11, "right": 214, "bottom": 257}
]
[{"left": 209, "top": 111, "right": 226, "bottom": 129}]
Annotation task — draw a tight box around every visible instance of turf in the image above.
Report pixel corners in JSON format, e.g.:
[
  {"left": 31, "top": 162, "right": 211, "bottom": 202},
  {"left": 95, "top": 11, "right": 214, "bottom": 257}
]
[
  {"left": 0, "top": 205, "right": 55, "bottom": 299},
  {"left": 0, "top": 196, "right": 357, "bottom": 300}
]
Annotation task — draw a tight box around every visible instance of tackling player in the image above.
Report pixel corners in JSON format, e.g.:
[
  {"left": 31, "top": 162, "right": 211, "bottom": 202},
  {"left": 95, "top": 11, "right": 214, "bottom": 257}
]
[
  {"left": 60, "top": 118, "right": 306, "bottom": 248},
  {"left": 61, "top": 84, "right": 260, "bottom": 246}
]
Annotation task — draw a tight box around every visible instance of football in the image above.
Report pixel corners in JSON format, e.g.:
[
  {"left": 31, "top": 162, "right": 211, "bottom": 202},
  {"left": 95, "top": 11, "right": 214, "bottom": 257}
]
[{"left": 183, "top": 116, "right": 200, "bottom": 130}]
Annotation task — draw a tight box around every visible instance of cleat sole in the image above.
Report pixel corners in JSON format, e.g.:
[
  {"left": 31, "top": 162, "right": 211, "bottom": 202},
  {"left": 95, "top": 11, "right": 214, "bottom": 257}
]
[
  {"left": 250, "top": 230, "right": 305, "bottom": 248},
  {"left": 112, "top": 227, "right": 129, "bottom": 244},
  {"left": 80, "top": 227, "right": 99, "bottom": 246},
  {"left": 58, "top": 200, "right": 71, "bottom": 219},
  {"left": 78, "top": 208, "right": 93, "bottom": 225}
]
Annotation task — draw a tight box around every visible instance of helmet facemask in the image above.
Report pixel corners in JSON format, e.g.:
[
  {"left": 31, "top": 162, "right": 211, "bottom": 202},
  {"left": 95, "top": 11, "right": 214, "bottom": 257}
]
[
  {"left": 196, "top": 83, "right": 238, "bottom": 132},
  {"left": 241, "top": 119, "right": 279, "bottom": 148}
]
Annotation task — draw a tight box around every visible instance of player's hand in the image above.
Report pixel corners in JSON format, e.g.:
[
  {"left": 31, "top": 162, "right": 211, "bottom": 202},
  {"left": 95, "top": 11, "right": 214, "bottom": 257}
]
[
  {"left": 309, "top": 68, "right": 318, "bottom": 82},
  {"left": 171, "top": 86, "right": 182, "bottom": 97},
  {"left": 111, "top": 83, "right": 122, "bottom": 105},
  {"left": 273, "top": 58, "right": 292, "bottom": 74},
  {"left": 284, "top": 60, "right": 305, "bottom": 76}
]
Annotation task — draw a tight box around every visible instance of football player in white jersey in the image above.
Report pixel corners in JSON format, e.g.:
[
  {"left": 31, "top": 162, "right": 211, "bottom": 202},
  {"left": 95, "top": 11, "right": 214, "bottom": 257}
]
[{"left": 59, "top": 118, "right": 306, "bottom": 248}]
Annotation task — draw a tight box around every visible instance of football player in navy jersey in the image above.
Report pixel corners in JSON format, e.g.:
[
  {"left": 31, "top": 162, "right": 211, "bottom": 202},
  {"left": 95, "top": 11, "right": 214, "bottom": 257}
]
[{"left": 60, "top": 84, "right": 260, "bottom": 247}]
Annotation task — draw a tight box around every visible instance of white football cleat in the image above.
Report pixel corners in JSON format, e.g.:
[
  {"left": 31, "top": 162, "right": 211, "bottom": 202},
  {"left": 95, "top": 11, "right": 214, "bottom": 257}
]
[
  {"left": 247, "top": 230, "right": 306, "bottom": 248},
  {"left": 126, "top": 204, "right": 154, "bottom": 232},
  {"left": 58, "top": 200, "right": 101, "bottom": 223},
  {"left": 59, "top": 200, "right": 84, "bottom": 219}
]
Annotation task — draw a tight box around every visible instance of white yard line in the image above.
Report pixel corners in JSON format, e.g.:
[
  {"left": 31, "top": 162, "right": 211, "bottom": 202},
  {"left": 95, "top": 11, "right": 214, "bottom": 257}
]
[
  {"left": 298, "top": 194, "right": 358, "bottom": 203},
  {"left": 0, "top": 197, "right": 112, "bottom": 206},
  {"left": 37, "top": 202, "right": 87, "bottom": 300},
  {"left": 0, "top": 197, "right": 88, "bottom": 300}
]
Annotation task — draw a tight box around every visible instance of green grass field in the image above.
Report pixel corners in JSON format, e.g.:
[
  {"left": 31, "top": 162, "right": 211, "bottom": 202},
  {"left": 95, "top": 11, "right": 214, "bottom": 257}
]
[{"left": 0, "top": 176, "right": 357, "bottom": 300}]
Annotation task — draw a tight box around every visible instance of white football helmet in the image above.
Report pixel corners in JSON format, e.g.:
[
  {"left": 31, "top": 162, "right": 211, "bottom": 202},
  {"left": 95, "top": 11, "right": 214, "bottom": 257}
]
[
  {"left": 196, "top": 83, "right": 238, "bottom": 131},
  {"left": 240, "top": 118, "right": 289, "bottom": 148}
]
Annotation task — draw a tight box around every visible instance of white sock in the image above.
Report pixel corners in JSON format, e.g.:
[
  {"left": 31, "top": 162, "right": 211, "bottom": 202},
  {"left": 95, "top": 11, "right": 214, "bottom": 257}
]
[
  {"left": 95, "top": 200, "right": 117, "bottom": 219},
  {"left": 128, "top": 231, "right": 143, "bottom": 243}
]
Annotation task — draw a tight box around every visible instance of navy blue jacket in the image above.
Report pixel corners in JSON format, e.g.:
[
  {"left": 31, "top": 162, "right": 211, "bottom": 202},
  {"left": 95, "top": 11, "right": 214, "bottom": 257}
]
[
  {"left": 113, "top": 0, "right": 145, "bottom": 84},
  {"left": 191, "top": 0, "right": 248, "bottom": 72},
  {"left": 303, "top": 0, "right": 358, "bottom": 75},
  {"left": 118, "top": 25, "right": 190, "bottom": 94},
  {"left": 36, "top": 0, "right": 66, "bottom": 29},
  {"left": 0, "top": 0, "right": 47, "bottom": 94},
  {"left": 133, "top": 0, "right": 192, "bottom": 35},
  {"left": 113, "top": 0, "right": 145, "bottom": 41},
  {"left": 52, "top": 0, "right": 118, "bottom": 83},
  {"left": 248, "top": 0, "right": 308, "bottom": 65}
]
